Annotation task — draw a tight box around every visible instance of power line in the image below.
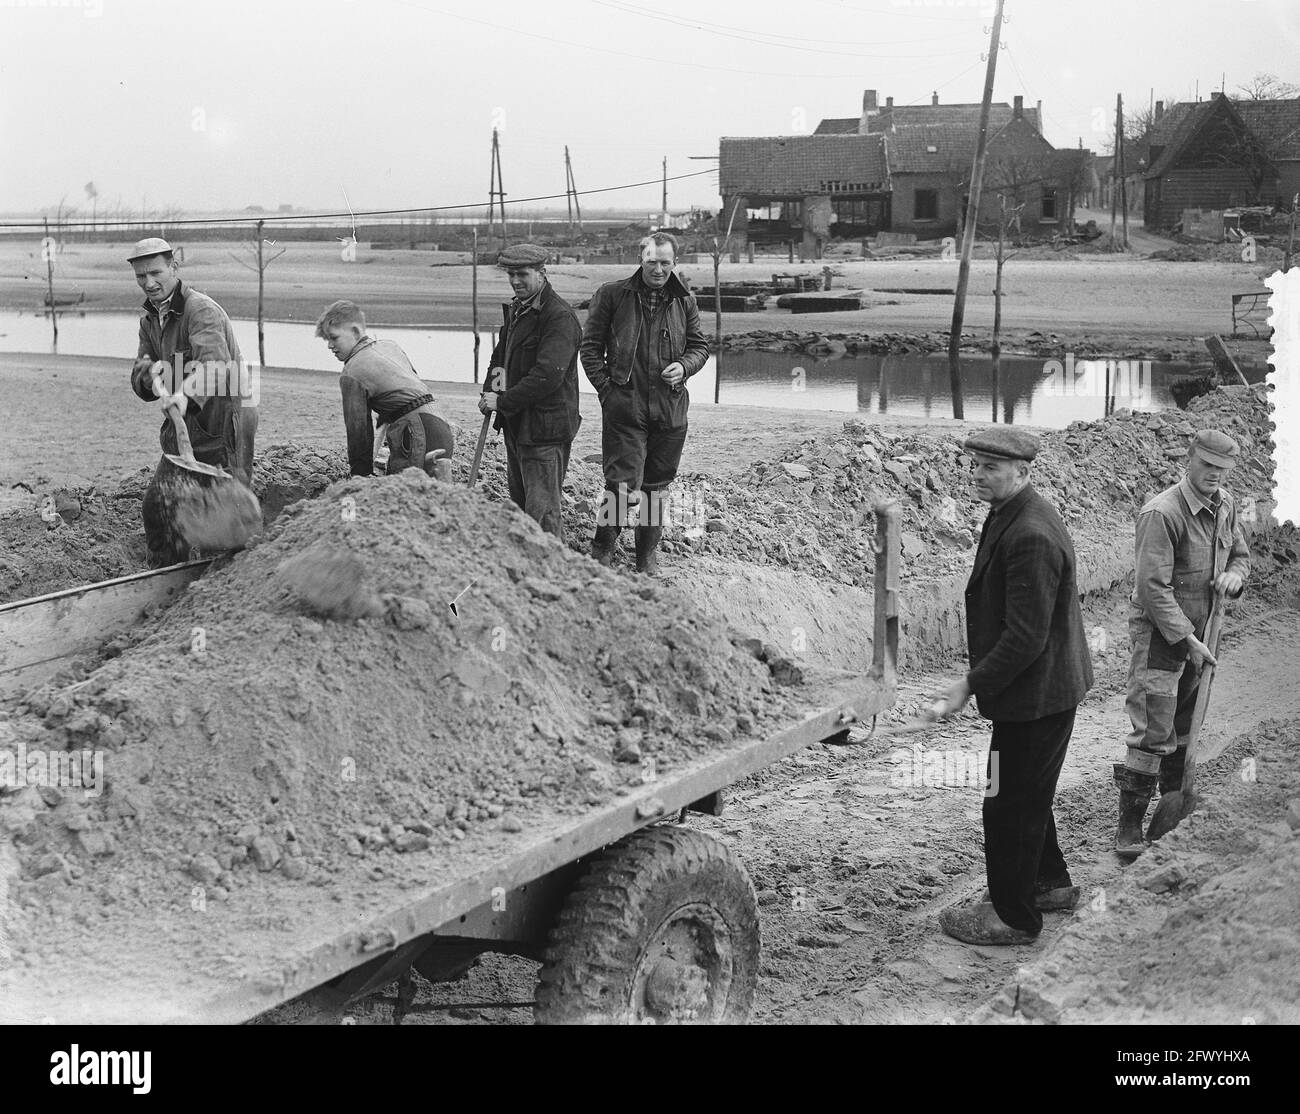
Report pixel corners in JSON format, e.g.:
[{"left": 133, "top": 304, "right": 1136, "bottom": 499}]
[
  {"left": 387, "top": 0, "right": 945, "bottom": 78},
  {"left": 0, "top": 169, "right": 719, "bottom": 231},
  {"left": 592, "top": 0, "right": 980, "bottom": 56}
]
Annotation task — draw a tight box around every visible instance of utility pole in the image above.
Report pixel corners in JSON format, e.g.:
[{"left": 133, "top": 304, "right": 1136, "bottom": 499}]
[
  {"left": 662, "top": 156, "right": 668, "bottom": 227},
  {"left": 487, "top": 128, "right": 507, "bottom": 249},
  {"left": 564, "top": 146, "right": 583, "bottom": 246},
  {"left": 1118, "top": 94, "right": 1129, "bottom": 250},
  {"left": 43, "top": 217, "right": 58, "bottom": 349},
  {"left": 1110, "top": 94, "right": 1122, "bottom": 250},
  {"left": 945, "top": 0, "right": 1005, "bottom": 421}
]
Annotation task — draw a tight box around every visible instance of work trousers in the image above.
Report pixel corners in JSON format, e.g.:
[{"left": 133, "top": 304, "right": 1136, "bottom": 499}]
[
  {"left": 984, "top": 706, "right": 1077, "bottom": 935},
  {"left": 503, "top": 426, "right": 571, "bottom": 540},
  {"left": 385, "top": 411, "right": 456, "bottom": 476},
  {"left": 1122, "top": 612, "right": 1205, "bottom": 775}
]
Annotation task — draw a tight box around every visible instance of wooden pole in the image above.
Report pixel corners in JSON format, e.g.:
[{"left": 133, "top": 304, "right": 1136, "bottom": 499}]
[
  {"left": 1110, "top": 94, "right": 1121, "bottom": 250},
  {"left": 712, "top": 199, "right": 742, "bottom": 405},
  {"left": 1286, "top": 192, "right": 1298, "bottom": 273},
  {"left": 43, "top": 217, "right": 58, "bottom": 349},
  {"left": 487, "top": 131, "right": 498, "bottom": 246},
  {"left": 1118, "top": 94, "right": 1129, "bottom": 250},
  {"left": 662, "top": 156, "right": 668, "bottom": 224},
  {"left": 992, "top": 196, "right": 1006, "bottom": 422},
  {"left": 472, "top": 226, "right": 480, "bottom": 385},
  {"left": 565, "top": 146, "right": 575, "bottom": 245},
  {"left": 945, "top": 0, "right": 1005, "bottom": 421},
  {"left": 256, "top": 220, "right": 266, "bottom": 368}
]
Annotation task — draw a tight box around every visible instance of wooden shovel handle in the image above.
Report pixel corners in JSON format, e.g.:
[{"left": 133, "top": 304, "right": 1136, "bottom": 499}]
[
  {"left": 467, "top": 410, "right": 492, "bottom": 487},
  {"left": 1179, "top": 592, "right": 1227, "bottom": 797},
  {"left": 152, "top": 368, "right": 199, "bottom": 465}
]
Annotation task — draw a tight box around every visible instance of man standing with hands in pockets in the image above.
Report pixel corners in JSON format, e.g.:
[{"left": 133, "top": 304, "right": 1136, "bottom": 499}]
[{"left": 580, "top": 232, "right": 708, "bottom": 575}]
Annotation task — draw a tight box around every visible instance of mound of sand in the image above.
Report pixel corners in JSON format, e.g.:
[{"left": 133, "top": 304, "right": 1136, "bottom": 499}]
[{"left": 0, "top": 470, "right": 798, "bottom": 1020}]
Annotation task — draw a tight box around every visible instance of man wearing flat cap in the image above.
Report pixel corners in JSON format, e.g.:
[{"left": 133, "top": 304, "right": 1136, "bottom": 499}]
[
  {"left": 479, "top": 244, "right": 582, "bottom": 539},
  {"left": 126, "top": 237, "right": 257, "bottom": 565},
  {"left": 1112, "top": 428, "right": 1251, "bottom": 859},
  {"left": 933, "top": 427, "right": 1094, "bottom": 946}
]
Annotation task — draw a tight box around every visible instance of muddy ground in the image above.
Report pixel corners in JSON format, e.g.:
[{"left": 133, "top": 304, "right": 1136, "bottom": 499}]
[{"left": 1, "top": 343, "right": 1296, "bottom": 1023}]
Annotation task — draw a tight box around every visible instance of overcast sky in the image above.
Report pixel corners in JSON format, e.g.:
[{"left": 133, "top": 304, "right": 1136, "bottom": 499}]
[{"left": 2, "top": 0, "right": 1298, "bottom": 218}]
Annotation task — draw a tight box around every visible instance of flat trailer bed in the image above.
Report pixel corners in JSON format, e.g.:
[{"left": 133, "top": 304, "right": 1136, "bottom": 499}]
[{"left": 0, "top": 508, "right": 900, "bottom": 1024}]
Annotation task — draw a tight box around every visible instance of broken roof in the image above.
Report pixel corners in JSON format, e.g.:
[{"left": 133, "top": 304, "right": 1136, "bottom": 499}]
[{"left": 719, "top": 135, "right": 889, "bottom": 195}]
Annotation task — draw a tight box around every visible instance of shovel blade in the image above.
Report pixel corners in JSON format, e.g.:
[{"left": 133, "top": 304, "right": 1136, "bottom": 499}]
[
  {"left": 163, "top": 451, "right": 231, "bottom": 480},
  {"left": 1146, "top": 788, "right": 1195, "bottom": 842}
]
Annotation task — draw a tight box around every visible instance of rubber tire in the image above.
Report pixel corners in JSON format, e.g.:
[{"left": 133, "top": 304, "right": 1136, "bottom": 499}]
[{"left": 534, "top": 826, "right": 760, "bottom": 1024}]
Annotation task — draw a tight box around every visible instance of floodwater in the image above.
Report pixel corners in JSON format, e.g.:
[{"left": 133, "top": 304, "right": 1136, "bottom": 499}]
[{"left": 0, "top": 309, "right": 1220, "bottom": 428}]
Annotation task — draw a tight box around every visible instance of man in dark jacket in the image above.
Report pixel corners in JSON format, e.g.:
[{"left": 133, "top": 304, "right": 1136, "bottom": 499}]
[
  {"left": 478, "top": 245, "right": 582, "bottom": 539},
  {"left": 579, "top": 232, "right": 709, "bottom": 574},
  {"left": 933, "top": 428, "right": 1094, "bottom": 945},
  {"left": 126, "top": 237, "right": 257, "bottom": 566}
]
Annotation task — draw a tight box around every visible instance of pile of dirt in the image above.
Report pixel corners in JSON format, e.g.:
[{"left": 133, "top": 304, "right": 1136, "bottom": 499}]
[
  {"left": 0, "top": 443, "right": 349, "bottom": 603},
  {"left": 636, "top": 384, "right": 1276, "bottom": 592},
  {"left": 1149, "top": 240, "right": 1286, "bottom": 263},
  {"left": 974, "top": 717, "right": 1300, "bottom": 1024},
  {"left": 0, "top": 471, "right": 802, "bottom": 1018}
]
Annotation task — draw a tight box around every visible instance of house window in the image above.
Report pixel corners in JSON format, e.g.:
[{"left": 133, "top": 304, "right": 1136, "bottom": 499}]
[
  {"left": 914, "top": 189, "right": 938, "bottom": 221},
  {"left": 1042, "top": 187, "right": 1058, "bottom": 220}
]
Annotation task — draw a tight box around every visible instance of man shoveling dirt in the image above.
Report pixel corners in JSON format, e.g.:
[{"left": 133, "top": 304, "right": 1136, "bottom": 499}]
[
  {"left": 1114, "top": 429, "right": 1252, "bottom": 859},
  {"left": 127, "top": 237, "right": 259, "bottom": 565}
]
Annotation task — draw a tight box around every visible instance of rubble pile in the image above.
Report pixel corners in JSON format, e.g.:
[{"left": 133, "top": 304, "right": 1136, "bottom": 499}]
[{"left": 0, "top": 472, "right": 795, "bottom": 1011}]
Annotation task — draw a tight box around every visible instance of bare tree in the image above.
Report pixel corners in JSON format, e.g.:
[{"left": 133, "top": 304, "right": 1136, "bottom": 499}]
[
  {"left": 1237, "top": 72, "right": 1300, "bottom": 100},
  {"left": 229, "top": 219, "right": 286, "bottom": 367}
]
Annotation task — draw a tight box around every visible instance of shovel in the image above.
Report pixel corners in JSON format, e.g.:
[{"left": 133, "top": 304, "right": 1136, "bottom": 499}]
[
  {"left": 152, "top": 372, "right": 262, "bottom": 555},
  {"left": 1146, "top": 591, "right": 1226, "bottom": 842},
  {"left": 466, "top": 410, "right": 492, "bottom": 487}
]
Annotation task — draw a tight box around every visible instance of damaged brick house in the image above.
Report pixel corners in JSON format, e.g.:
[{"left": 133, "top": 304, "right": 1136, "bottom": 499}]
[
  {"left": 719, "top": 89, "right": 1085, "bottom": 253},
  {"left": 1142, "top": 92, "right": 1300, "bottom": 229}
]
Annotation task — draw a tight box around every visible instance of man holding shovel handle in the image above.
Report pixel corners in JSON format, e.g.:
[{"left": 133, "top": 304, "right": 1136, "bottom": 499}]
[
  {"left": 1114, "top": 429, "right": 1251, "bottom": 859},
  {"left": 126, "top": 238, "right": 257, "bottom": 566}
]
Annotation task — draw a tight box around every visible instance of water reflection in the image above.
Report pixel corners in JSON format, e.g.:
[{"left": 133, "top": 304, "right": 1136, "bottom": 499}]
[{"left": 0, "top": 310, "right": 1216, "bottom": 429}]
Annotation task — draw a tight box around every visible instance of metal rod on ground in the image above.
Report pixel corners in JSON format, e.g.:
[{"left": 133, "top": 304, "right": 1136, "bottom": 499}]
[
  {"left": 43, "top": 217, "right": 58, "bottom": 349},
  {"left": 946, "top": 0, "right": 1005, "bottom": 421},
  {"left": 472, "top": 226, "right": 480, "bottom": 384}
]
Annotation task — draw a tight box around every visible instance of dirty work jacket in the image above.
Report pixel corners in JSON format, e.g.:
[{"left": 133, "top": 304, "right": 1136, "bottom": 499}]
[
  {"left": 580, "top": 270, "right": 709, "bottom": 397},
  {"left": 339, "top": 336, "right": 437, "bottom": 476},
  {"left": 132, "top": 281, "right": 255, "bottom": 485},
  {"left": 487, "top": 281, "right": 583, "bottom": 446},
  {"left": 1130, "top": 475, "right": 1251, "bottom": 664},
  {"left": 964, "top": 484, "right": 1094, "bottom": 722}
]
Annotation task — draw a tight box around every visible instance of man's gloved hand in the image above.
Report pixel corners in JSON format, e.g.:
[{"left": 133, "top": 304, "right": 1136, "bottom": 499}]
[{"left": 131, "top": 357, "right": 160, "bottom": 401}]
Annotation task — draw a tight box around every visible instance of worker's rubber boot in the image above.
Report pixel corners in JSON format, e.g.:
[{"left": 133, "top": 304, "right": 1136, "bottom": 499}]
[
  {"left": 590, "top": 526, "right": 620, "bottom": 567},
  {"left": 1157, "top": 740, "right": 1188, "bottom": 796},
  {"left": 1113, "top": 763, "right": 1157, "bottom": 861},
  {"left": 635, "top": 525, "right": 663, "bottom": 576}
]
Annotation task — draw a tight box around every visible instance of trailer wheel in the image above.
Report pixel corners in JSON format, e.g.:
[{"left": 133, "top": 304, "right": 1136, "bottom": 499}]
[{"left": 534, "top": 826, "right": 759, "bottom": 1024}]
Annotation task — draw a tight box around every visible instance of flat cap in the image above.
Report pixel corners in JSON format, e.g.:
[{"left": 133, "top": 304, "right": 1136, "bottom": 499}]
[
  {"left": 126, "top": 237, "right": 174, "bottom": 262},
  {"left": 963, "top": 427, "right": 1040, "bottom": 462},
  {"left": 1191, "top": 428, "right": 1240, "bottom": 468},
  {"left": 497, "top": 243, "right": 549, "bottom": 267}
]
